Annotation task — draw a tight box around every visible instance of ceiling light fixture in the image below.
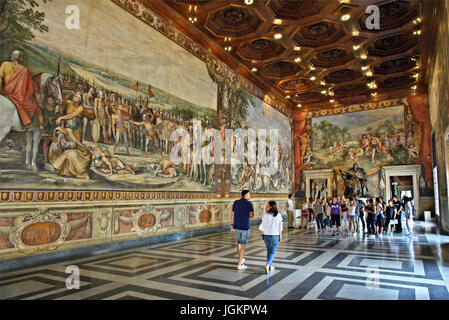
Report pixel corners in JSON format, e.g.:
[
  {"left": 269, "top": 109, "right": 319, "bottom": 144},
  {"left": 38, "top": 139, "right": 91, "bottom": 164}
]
[
  {"left": 294, "top": 57, "right": 301, "bottom": 63},
  {"left": 251, "top": 67, "right": 257, "bottom": 72},
  {"left": 310, "top": 66, "right": 316, "bottom": 71},
  {"left": 274, "top": 33, "right": 283, "bottom": 39},
  {"left": 244, "top": 0, "right": 254, "bottom": 5},
  {"left": 367, "top": 81, "right": 377, "bottom": 89},
  {"left": 297, "top": 103, "right": 302, "bottom": 108},
  {"left": 294, "top": 46, "right": 301, "bottom": 51},
  {"left": 188, "top": 5, "right": 198, "bottom": 23},
  {"left": 353, "top": 45, "right": 360, "bottom": 50},
  {"left": 371, "top": 92, "right": 377, "bottom": 96},
  {"left": 352, "top": 30, "right": 360, "bottom": 36},
  {"left": 361, "top": 66, "right": 369, "bottom": 71},
  {"left": 365, "top": 71, "right": 373, "bottom": 77},
  {"left": 411, "top": 85, "right": 417, "bottom": 90},
  {"left": 321, "top": 90, "right": 327, "bottom": 95},
  {"left": 320, "top": 81, "right": 326, "bottom": 86},
  {"left": 285, "top": 95, "right": 291, "bottom": 99},
  {"left": 310, "top": 76, "right": 316, "bottom": 81},
  {"left": 341, "top": 14, "right": 350, "bottom": 21},
  {"left": 360, "top": 54, "right": 367, "bottom": 60},
  {"left": 274, "top": 19, "right": 283, "bottom": 25},
  {"left": 330, "top": 99, "right": 335, "bottom": 103}
]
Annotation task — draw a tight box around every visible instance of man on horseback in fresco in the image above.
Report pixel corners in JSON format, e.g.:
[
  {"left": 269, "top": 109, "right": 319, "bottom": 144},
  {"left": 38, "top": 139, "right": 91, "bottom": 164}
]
[{"left": 0, "top": 50, "right": 43, "bottom": 127}]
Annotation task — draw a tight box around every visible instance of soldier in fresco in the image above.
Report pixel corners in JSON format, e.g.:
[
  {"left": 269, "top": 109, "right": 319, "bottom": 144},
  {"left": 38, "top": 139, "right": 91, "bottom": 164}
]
[
  {"left": 111, "top": 105, "right": 131, "bottom": 156},
  {"left": 56, "top": 93, "right": 84, "bottom": 141},
  {"left": 82, "top": 87, "right": 96, "bottom": 142},
  {"left": 91, "top": 146, "right": 135, "bottom": 175},
  {"left": 131, "top": 114, "right": 158, "bottom": 157},
  {"left": 94, "top": 91, "right": 111, "bottom": 144}
]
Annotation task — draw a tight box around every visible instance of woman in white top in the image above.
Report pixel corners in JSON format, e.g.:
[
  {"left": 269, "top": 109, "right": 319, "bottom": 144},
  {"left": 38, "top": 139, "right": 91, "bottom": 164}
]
[
  {"left": 347, "top": 198, "right": 357, "bottom": 235},
  {"left": 403, "top": 196, "right": 414, "bottom": 236},
  {"left": 286, "top": 194, "right": 295, "bottom": 228},
  {"left": 259, "top": 201, "right": 283, "bottom": 273}
]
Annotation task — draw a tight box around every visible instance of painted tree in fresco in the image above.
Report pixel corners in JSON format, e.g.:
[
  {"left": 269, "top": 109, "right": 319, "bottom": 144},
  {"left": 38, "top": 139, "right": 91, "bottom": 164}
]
[
  {"left": 230, "top": 88, "right": 255, "bottom": 129},
  {"left": 0, "top": 0, "right": 51, "bottom": 61},
  {"left": 312, "top": 120, "right": 351, "bottom": 149}
]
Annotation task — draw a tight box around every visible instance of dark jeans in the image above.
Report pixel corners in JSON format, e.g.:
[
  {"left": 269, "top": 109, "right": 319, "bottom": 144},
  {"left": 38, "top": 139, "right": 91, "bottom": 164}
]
[
  {"left": 396, "top": 213, "right": 403, "bottom": 232},
  {"left": 331, "top": 214, "right": 341, "bottom": 227},
  {"left": 367, "top": 213, "right": 376, "bottom": 234},
  {"left": 357, "top": 214, "right": 366, "bottom": 232},
  {"left": 316, "top": 213, "right": 325, "bottom": 230}
]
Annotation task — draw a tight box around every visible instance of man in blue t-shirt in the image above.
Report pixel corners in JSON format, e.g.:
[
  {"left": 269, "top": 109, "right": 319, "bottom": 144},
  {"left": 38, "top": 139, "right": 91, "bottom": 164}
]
[{"left": 231, "top": 189, "right": 254, "bottom": 270}]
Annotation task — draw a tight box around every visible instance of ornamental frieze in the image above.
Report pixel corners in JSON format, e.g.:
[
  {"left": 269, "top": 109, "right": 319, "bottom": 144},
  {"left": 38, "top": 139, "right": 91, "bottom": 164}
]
[{"left": 307, "top": 98, "right": 408, "bottom": 118}]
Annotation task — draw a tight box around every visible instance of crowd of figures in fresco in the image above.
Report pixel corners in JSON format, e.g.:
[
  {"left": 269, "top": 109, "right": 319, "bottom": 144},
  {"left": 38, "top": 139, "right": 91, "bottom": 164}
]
[
  {"left": 231, "top": 151, "right": 292, "bottom": 193},
  {"left": 0, "top": 49, "right": 293, "bottom": 192},
  {"left": 309, "top": 106, "right": 420, "bottom": 173},
  {"left": 0, "top": 0, "right": 294, "bottom": 193},
  {"left": 0, "top": 50, "right": 217, "bottom": 189}
]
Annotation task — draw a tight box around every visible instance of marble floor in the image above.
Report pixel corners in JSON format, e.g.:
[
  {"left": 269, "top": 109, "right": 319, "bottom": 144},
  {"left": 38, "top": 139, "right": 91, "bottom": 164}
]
[{"left": 1, "top": 221, "right": 449, "bottom": 300}]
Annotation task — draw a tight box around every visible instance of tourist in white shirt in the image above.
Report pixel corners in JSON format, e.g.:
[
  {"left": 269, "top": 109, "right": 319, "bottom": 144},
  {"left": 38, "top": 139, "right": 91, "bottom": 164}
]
[
  {"left": 259, "top": 201, "right": 283, "bottom": 273},
  {"left": 286, "top": 194, "right": 295, "bottom": 228},
  {"left": 402, "top": 196, "right": 414, "bottom": 236},
  {"left": 348, "top": 198, "right": 357, "bottom": 235}
]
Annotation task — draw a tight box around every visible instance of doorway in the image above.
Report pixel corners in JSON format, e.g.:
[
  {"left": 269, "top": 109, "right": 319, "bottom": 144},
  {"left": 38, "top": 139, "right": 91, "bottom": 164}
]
[{"left": 383, "top": 165, "right": 421, "bottom": 219}]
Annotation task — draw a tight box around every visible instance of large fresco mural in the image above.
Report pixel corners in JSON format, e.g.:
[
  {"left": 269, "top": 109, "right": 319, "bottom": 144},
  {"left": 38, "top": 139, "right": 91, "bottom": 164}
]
[
  {"left": 0, "top": 0, "right": 218, "bottom": 192},
  {"left": 311, "top": 105, "right": 421, "bottom": 174},
  {"left": 230, "top": 89, "right": 293, "bottom": 193}
]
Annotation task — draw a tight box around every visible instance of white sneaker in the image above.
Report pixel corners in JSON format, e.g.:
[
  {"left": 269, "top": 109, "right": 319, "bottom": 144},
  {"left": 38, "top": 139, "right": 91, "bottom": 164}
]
[
  {"left": 237, "top": 264, "right": 248, "bottom": 270},
  {"left": 265, "top": 264, "right": 270, "bottom": 274},
  {"left": 270, "top": 265, "right": 275, "bottom": 271},
  {"left": 241, "top": 258, "right": 245, "bottom": 265}
]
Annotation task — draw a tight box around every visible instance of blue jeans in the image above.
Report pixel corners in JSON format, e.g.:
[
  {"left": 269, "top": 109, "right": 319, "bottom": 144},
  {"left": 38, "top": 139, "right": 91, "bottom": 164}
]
[
  {"left": 235, "top": 229, "right": 250, "bottom": 245},
  {"left": 263, "top": 235, "right": 280, "bottom": 266}
]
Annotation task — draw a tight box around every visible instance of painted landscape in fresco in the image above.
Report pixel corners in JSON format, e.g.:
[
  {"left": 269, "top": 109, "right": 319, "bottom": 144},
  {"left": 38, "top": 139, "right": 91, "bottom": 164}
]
[
  {"left": 0, "top": 0, "right": 217, "bottom": 191},
  {"left": 230, "top": 89, "right": 293, "bottom": 193},
  {"left": 311, "top": 106, "right": 420, "bottom": 173}
]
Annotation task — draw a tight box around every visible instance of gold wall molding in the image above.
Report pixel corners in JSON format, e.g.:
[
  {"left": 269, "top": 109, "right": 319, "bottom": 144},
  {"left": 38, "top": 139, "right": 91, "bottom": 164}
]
[
  {"left": 0, "top": 190, "right": 218, "bottom": 204},
  {"left": 307, "top": 98, "right": 408, "bottom": 118}
]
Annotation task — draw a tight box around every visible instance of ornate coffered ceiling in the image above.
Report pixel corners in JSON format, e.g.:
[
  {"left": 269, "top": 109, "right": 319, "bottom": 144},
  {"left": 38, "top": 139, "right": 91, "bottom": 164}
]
[{"left": 141, "top": 0, "right": 431, "bottom": 111}]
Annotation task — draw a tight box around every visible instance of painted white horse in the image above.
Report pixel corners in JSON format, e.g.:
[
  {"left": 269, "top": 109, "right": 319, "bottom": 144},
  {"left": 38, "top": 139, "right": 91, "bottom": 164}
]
[{"left": 0, "top": 73, "right": 62, "bottom": 171}]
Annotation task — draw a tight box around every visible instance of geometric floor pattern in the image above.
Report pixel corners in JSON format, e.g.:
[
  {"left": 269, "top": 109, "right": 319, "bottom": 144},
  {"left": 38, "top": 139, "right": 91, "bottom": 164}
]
[{"left": 1, "top": 221, "right": 449, "bottom": 300}]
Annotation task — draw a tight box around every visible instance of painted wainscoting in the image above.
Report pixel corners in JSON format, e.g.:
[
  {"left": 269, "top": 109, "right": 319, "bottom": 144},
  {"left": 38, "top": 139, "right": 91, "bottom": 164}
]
[{"left": 0, "top": 197, "right": 287, "bottom": 272}]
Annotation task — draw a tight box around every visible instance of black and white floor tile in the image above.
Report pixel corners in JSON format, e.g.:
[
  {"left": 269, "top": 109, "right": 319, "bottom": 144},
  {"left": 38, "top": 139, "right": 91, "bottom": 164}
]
[{"left": 1, "top": 221, "right": 449, "bottom": 300}]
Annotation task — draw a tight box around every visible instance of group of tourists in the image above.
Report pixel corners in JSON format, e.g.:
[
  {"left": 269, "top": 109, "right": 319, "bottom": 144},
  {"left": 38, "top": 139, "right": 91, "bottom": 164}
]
[
  {"left": 296, "top": 195, "right": 415, "bottom": 237},
  {"left": 230, "top": 190, "right": 417, "bottom": 274}
]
